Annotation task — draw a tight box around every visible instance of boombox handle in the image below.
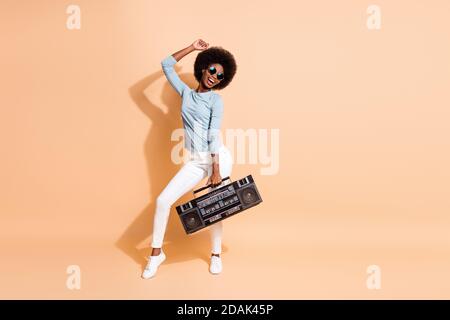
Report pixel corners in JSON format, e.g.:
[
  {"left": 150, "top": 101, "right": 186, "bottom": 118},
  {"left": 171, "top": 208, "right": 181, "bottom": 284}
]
[{"left": 193, "top": 176, "right": 231, "bottom": 197}]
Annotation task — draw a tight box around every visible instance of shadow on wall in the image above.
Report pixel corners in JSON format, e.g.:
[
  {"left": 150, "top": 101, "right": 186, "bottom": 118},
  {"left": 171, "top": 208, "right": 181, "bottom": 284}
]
[{"left": 115, "top": 67, "right": 229, "bottom": 272}]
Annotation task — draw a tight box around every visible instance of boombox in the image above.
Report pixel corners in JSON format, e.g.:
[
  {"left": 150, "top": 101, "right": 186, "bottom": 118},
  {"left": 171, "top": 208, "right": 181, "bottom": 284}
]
[{"left": 176, "top": 175, "right": 262, "bottom": 234}]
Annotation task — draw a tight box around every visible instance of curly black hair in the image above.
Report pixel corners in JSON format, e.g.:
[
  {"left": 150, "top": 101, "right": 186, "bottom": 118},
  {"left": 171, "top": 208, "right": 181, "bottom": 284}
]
[{"left": 194, "top": 46, "right": 237, "bottom": 90}]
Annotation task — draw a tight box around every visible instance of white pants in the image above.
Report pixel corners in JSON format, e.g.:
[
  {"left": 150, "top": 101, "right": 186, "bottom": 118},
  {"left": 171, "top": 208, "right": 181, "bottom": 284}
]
[{"left": 151, "top": 144, "right": 233, "bottom": 254}]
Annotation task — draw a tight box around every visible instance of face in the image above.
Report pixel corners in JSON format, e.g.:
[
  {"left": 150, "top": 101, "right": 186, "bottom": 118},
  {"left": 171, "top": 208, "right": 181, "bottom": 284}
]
[{"left": 202, "top": 63, "right": 224, "bottom": 89}]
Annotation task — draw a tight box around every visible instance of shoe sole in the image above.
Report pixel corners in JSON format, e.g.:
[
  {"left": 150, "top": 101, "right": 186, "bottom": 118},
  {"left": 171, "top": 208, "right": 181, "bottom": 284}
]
[{"left": 209, "top": 270, "right": 222, "bottom": 275}]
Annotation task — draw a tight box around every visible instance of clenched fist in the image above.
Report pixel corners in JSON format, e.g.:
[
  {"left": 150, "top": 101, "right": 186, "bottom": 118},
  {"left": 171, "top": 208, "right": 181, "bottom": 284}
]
[{"left": 191, "top": 39, "right": 210, "bottom": 51}]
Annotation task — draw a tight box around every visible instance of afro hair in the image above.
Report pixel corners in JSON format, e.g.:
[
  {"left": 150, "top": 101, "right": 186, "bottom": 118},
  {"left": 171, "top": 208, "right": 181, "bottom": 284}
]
[{"left": 194, "top": 46, "right": 237, "bottom": 90}]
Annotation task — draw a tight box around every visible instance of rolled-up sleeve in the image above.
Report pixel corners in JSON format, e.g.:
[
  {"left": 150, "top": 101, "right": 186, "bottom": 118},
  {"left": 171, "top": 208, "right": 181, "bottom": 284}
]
[
  {"left": 161, "top": 54, "right": 188, "bottom": 97},
  {"left": 208, "top": 95, "right": 224, "bottom": 154}
]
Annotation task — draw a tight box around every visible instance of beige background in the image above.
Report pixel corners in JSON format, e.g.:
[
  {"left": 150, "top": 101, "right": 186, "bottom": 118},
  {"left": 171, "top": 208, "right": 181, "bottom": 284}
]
[{"left": 1, "top": 0, "right": 449, "bottom": 299}]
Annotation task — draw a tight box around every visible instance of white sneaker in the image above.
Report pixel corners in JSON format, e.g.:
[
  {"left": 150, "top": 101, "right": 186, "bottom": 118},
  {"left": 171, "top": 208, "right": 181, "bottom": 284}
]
[
  {"left": 142, "top": 250, "right": 166, "bottom": 279},
  {"left": 209, "top": 255, "right": 222, "bottom": 274}
]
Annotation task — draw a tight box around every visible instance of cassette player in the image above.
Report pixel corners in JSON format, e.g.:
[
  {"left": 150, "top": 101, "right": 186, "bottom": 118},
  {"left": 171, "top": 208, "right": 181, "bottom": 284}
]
[{"left": 176, "top": 175, "right": 262, "bottom": 234}]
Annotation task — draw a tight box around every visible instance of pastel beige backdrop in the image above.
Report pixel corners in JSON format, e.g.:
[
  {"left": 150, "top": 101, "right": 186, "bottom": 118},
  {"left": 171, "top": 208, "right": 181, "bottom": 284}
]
[{"left": 0, "top": 0, "right": 449, "bottom": 299}]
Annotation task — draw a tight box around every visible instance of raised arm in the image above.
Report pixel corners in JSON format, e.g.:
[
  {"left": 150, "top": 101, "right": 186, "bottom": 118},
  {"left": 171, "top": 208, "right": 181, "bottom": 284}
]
[
  {"left": 160, "top": 53, "right": 189, "bottom": 97},
  {"left": 161, "top": 39, "right": 210, "bottom": 96}
]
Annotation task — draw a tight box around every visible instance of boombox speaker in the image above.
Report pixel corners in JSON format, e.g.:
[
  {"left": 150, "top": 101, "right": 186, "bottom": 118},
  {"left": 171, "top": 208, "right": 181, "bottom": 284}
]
[{"left": 176, "top": 175, "right": 262, "bottom": 234}]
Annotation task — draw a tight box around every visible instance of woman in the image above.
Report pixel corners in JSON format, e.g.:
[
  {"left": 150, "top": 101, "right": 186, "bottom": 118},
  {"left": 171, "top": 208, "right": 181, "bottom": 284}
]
[{"left": 142, "top": 39, "right": 237, "bottom": 279}]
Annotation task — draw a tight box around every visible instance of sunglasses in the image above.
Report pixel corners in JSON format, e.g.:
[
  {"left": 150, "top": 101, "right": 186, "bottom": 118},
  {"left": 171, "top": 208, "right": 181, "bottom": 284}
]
[{"left": 208, "top": 66, "right": 224, "bottom": 80}]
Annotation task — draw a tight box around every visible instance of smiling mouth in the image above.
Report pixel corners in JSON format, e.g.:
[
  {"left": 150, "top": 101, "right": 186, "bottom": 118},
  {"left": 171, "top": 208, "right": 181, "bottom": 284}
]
[{"left": 207, "top": 77, "right": 215, "bottom": 85}]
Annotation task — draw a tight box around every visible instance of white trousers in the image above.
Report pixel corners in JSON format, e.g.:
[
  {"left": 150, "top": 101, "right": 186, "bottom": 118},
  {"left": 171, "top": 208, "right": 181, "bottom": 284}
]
[{"left": 151, "top": 144, "right": 233, "bottom": 254}]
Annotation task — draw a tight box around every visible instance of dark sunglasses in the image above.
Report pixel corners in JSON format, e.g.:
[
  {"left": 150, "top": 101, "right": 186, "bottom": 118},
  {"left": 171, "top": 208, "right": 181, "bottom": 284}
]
[{"left": 208, "top": 66, "right": 224, "bottom": 80}]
